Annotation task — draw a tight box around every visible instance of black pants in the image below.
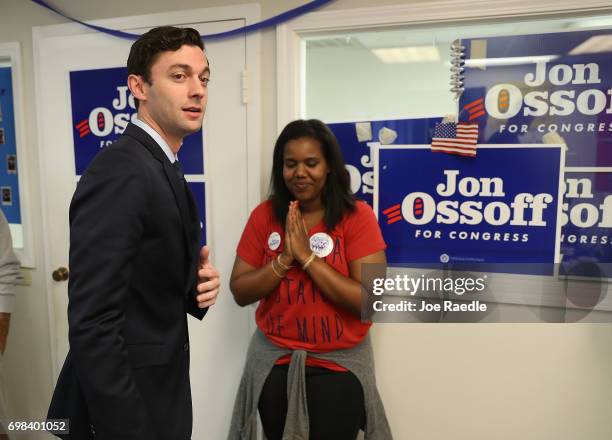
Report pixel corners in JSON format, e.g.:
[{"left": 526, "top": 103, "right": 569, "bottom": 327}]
[{"left": 258, "top": 365, "right": 365, "bottom": 440}]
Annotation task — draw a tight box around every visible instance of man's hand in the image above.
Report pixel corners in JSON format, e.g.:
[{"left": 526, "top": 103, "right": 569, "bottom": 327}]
[{"left": 196, "top": 246, "right": 220, "bottom": 309}]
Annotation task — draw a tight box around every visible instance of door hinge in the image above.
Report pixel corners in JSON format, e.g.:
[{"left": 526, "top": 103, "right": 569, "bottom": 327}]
[{"left": 241, "top": 69, "right": 249, "bottom": 104}]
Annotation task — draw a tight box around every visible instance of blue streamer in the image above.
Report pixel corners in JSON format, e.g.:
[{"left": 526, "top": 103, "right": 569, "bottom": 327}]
[{"left": 31, "top": 0, "right": 334, "bottom": 41}]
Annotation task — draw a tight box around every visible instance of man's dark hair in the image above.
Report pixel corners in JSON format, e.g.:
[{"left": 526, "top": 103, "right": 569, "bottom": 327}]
[
  {"left": 127, "top": 26, "right": 204, "bottom": 108},
  {"left": 270, "top": 119, "right": 355, "bottom": 231}
]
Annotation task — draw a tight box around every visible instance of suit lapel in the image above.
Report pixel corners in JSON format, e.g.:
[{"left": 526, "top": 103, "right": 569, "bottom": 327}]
[
  {"left": 184, "top": 182, "right": 202, "bottom": 245},
  {"left": 162, "top": 161, "right": 194, "bottom": 253},
  {"left": 184, "top": 185, "right": 202, "bottom": 296},
  {"left": 123, "top": 123, "right": 194, "bottom": 255}
]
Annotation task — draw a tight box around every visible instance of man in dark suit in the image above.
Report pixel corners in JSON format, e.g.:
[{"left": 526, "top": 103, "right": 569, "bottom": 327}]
[{"left": 48, "top": 26, "right": 219, "bottom": 439}]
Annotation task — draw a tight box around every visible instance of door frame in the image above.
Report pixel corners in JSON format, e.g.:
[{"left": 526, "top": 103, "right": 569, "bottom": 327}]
[{"left": 33, "top": 4, "right": 261, "bottom": 378}]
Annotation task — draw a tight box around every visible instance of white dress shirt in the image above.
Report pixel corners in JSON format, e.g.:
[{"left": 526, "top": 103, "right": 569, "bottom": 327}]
[{"left": 132, "top": 117, "right": 179, "bottom": 164}]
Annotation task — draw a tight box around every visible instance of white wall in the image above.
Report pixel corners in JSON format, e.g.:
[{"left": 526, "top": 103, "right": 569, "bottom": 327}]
[{"left": 0, "top": 1, "right": 611, "bottom": 439}]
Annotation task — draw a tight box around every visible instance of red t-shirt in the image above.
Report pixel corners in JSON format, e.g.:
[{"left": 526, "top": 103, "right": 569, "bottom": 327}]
[{"left": 236, "top": 199, "right": 386, "bottom": 371}]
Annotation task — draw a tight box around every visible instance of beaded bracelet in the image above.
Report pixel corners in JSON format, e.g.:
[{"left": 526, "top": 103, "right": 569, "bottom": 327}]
[
  {"left": 301, "top": 252, "right": 316, "bottom": 270},
  {"left": 270, "top": 259, "right": 284, "bottom": 278}
]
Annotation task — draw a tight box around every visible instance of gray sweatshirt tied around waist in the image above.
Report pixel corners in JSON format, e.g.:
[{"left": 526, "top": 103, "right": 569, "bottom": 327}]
[{"left": 228, "top": 329, "right": 393, "bottom": 440}]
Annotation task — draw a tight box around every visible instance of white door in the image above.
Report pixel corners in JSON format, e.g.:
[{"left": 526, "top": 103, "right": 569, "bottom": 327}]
[{"left": 34, "top": 7, "right": 258, "bottom": 439}]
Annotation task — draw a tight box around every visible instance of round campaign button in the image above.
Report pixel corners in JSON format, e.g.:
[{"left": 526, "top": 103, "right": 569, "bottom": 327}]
[
  {"left": 268, "top": 232, "right": 281, "bottom": 251},
  {"left": 309, "top": 232, "right": 334, "bottom": 258}
]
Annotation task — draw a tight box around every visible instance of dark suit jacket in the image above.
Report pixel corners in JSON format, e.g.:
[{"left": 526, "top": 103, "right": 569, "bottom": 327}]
[{"left": 48, "top": 123, "right": 207, "bottom": 440}]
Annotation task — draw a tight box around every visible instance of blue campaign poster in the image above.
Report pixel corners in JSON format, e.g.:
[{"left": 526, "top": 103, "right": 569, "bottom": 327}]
[
  {"left": 459, "top": 28, "right": 612, "bottom": 167},
  {"left": 375, "top": 145, "right": 564, "bottom": 274},
  {"left": 187, "top": 181, "right": 207, "bottom": 246},
  {"left": 328, "top": 118, "right": 442, "bottom": 205},
  {"left": 69, "top": 67, "right": 207, "bottom": 234},
  {"left": 0, "top": 66, "right": 21, "bottom": 224},
  {"left": 560, "top": 170, "right": 612, "bottom": 278},
  {"left": 458, "top": 28, "right": 612, "bottom": 277},
  {"left": 69, "top": 67, "right": 204, "bottom": 175}
]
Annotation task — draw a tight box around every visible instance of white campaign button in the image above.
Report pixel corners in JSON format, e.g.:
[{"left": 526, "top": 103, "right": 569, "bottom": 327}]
[
  {"left": 309, "top": 232, "right": 334, "bottom": 258},
  {"left": 268, "top": 232, "right": 281, "bottom": 251}
]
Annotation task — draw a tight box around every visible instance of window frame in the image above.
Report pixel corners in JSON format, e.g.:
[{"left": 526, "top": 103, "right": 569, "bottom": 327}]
[
  {"left": 276, "top": 0, "right": 612, "bottom": 131},
  {"left": 276, "top": 0, "right": 612, "bottom": 313}
]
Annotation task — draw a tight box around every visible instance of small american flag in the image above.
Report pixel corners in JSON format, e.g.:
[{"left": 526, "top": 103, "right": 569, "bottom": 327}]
[{"left": 431, "top": 122, "right": 479, "bottom": 157}]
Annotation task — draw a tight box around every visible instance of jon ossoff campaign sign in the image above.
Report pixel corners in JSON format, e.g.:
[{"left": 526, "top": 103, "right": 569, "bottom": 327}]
[
  {"left": 69, "top": 66, "right": 208, "bottom": 245},
  {"left": 458, "top": 28, "right": 612, "bottom": 167},
  {"left": 69, "top": 66, "right": 205, "bottom": 176},
  {"left": 373, "top": 144, "right": 565, "bottom": 274}
]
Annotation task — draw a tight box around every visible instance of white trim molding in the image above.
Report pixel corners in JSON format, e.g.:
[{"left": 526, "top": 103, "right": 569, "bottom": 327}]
[
  {"left": 277, "top": 0, "right": 612, "bottom": 131},
  {"left": 0, "top": 42, "right": 35, "bottom": 268}
]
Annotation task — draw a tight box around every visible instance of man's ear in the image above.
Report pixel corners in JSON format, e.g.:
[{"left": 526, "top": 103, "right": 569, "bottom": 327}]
[{"left": 128, "top": 74, "right": 147, "bottom": 103}]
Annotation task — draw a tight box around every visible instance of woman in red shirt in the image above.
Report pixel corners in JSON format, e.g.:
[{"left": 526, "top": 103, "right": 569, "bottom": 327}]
[{"left": 230, "top": 119, "right": 388, "bottom": 440}]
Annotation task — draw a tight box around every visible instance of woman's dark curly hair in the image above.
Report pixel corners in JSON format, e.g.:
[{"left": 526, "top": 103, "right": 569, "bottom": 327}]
[{"left": 270, "top": 119, "right": 355, "bottom": 230}]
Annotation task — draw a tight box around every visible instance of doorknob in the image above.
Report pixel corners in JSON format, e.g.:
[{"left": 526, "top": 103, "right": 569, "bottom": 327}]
[{"left": 52, "top": 267, "right": 69, "bottom": 282}]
